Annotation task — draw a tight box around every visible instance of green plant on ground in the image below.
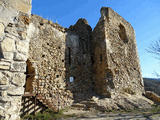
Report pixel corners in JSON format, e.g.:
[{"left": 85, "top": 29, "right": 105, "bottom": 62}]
[
  {"left": 22, "top": 108, "right": 77, "bottom": 120},
  {"left": 22, "top": 109, "right": 65, "bottom": 120},
  {"left": 150, "top": 104, "right": 160, "bottom": 113}
]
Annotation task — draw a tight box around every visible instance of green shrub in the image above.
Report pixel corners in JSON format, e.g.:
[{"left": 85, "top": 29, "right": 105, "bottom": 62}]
[
  {"left": 22, "top": 109, "right": 65, "bottom": 120},
  {"left": 150, "top": 104, "right": 160, "bottom": 113}
]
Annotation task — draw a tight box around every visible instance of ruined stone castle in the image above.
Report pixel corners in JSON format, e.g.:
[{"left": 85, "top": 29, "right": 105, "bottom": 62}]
[{"left": 0, "top": 0, "right": 151, "bottom": 120}]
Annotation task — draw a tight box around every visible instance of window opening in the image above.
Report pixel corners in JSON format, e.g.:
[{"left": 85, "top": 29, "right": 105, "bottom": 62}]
[{"left": 69, "top": 76, "right": 74, "bottom": 83}]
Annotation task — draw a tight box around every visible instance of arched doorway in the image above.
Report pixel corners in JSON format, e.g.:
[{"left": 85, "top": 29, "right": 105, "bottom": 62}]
[{"left": 24, "top": 59, "right": 35, "bottom": 94}]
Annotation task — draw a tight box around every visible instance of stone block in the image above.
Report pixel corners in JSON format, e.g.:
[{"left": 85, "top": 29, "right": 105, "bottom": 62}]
[
  {"left": 0, "top": 74, "right": 8, "bottom": 85},
  {"left": 12, "top": 73, "right": 26, "bottom": 87},
  {"left": 5, "top": 33, "right": 17, "bottom": 40},
  {"left": 0, "top": 61, "right": 10, "bottom": 70},
  {"left": 8, "top": 99, "right": 21, "bottom": 114},
  {"left": 18, "top": 32, "right": 27, "bottom": 40},
  {"left": 10, "top": 62, "right": 26, "bottom": 72},
  {"left": 0, "top": 91, "right": 7, "bottom": 97},
  {"left": 0, "top": 96, "right": 15, "bottom": 103},
  {"left": 2, "top": 52, "right": 14, "bottom": 60},
  {"left": 0, "top": 85, "right": 9, "bottom": 90},
  {"left": 0, "top": 65, "right": 9, "bottom": 70},
  {"left": 0, "top": 71, "right": 12, "bottom": 85},
  {"left": 13, "top": 52, "right": 27, "bottom": 61},
  {"left": 16, "top": 41, "right": 29, "bottom": 54},
  {"left": 0, "top": 23, "right": 4, "bottom": 37},
  {"left": 0, "top": 5, "right": 18, "bottom": 25},
  {"left": 9, "top": 114, "right": 20, "bottom": 120},
  {"left": 1, "top": 37, "right": 15, "bottom": 52},
  {"left": 7, "top": 86, "right": 24, "bottom": 96},
  {"left": 3, "top": 0, "right": 32, "bottom": 14},
  {"left": 4, "top": 26, "right": 19, "bottom": 37}
]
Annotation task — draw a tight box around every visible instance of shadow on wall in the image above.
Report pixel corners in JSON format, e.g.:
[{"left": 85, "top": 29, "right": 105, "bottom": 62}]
[
  {"left": 24, "top": 59, "right": 35, "bottom": 93},
  {"left": 92, "top": 14, "right": 115, "bottom": 98},
  {"left": 21, "top": 60, "right": 41, "bottom": 117},
  {"left": 0, "top": 43, "right": 4, "bottom": 58},
  {"left": 64, "top": 19, "right": 95, "bottom": 103},
  {"left": 20, "top": 96, "right": 47, "bottom": 117}
]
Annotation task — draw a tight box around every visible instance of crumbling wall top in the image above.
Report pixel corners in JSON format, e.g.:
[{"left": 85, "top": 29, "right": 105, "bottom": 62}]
[{"left": 100, "top": 7, "right": 109, "bottom": 18}]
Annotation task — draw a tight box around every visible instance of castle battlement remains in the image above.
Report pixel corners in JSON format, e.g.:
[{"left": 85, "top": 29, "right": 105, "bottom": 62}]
[{"left": 0, "top": 1, "right": 151, "bottom": 120}]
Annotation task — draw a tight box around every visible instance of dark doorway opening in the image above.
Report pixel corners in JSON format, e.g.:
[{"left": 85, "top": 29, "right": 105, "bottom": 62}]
[{"left": 24, "top": 59, "right": 35, "bottom": 94}]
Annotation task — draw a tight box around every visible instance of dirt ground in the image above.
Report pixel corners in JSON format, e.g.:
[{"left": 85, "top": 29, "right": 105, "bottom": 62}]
[{"left": 62, "top": 109, "right": 160, "bottom": 120}]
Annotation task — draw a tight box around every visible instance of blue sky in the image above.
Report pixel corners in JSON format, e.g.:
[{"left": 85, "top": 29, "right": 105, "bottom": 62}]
[{"left": 32, "top": 0, "right": 160, "bottom": 78}]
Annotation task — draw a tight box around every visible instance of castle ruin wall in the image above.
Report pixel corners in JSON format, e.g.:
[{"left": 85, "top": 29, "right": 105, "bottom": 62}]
[
  {"left": 0, "top": 2, "right": 146, "bottom": 119},
  {"left": 0, "top": 0, "right": 32, "bottom": 120},
  {"left": 92, "top": 7, "right": 144, "bottom": 97},
  {"left": 26, "top": 16, "right": 94, "bottom": 111}
]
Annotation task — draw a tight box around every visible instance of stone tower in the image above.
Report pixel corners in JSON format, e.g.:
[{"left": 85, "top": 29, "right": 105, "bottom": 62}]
[
  {"left": 0, "top": 0, "right": 32, "bottom": 120},
  {"left": 92, "top": 7, "right": 144, "bottom": 97}
]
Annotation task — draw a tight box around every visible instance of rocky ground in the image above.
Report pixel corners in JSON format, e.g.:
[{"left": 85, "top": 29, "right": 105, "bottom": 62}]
[
  {"left": 69, "top": 93, "right": 154, "bottom": 112},
  {"left": 63, "top": 112, "right": 160, "bottom": 120},
  {"left": 60, "top": 93, "right": 160, "bottom": 120},
  {"left": 23, "top": 78, "right": 160, "bottom": 120},
  {"left": 22, "top": 95, "right": 160, "bottom": 120},
  {"left": 62, "top": 107, "right": 160, "bottom": 120}
]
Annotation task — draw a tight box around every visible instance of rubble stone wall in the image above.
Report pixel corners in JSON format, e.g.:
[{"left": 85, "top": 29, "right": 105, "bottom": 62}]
[
  {"left": 28, "top": 15, "right": 73, "bottom": 110},
  {"left": 92, "top": 7, "right": 144, "bottom": 97},
  {"left": 27, "top": 16, "right": 94, "bottom": 111},
  {"left": 66, "top": 19, "right": 93, "bottom": 102},
  {"left": 0, "top": 0, "right": 31, "bottom": 120}
]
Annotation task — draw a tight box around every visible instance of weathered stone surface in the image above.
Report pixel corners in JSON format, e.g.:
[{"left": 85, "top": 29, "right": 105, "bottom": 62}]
[
  {"left": 7, "top": 86, "right": 24, "bottom": 96},
  {"left": 71, "top": 94, "right": 153, "bottom": 112},
  {"left": 2, "top": 52, "right": 14, "bottom": 60},
  {"left": 92, "top": 7, "right": 144, "bottom": 97},
  {"left": 0, "top": 0, "right": 31, "bottom": 15},
  {"left": 28, "top": 15, "right": 74, "bottom": 111},
  {"left": 1, "top": 37, "right": 15, "bottom": 52},
  {"left": 16, "top": 41, "right": 29, "bottom": 54},
  {"left": 0, "top": 91, "right": 7, "bottom": 98},
  {"left": 12, "top": 73, "right": 26, "bottom": 86},
  {"left": 0, "top": 23, "right": 4, "bottom": 37},
  {"left": 0, "top": 85, "right": 9, "bottom": 91},
  {"left": 0, "top": 65, "right": 9, "bottom": 70},
  {"left": 0, "top": 62, "right": 10, "bottom": 70},
  {"left": 0, "top": 73, "right": 9, "bottom": 85},
  {"left": 0, "top": 71, "right": 12, "bottom": 85},
  {"left": 9, "top": 0, "right": 32, "bottom": 14},
  {"left": 0, "top": 6, "right": 18, "bottom": 25},
  {"left": 0, "top": 96, "right": 22, "bottom": 120},
  {"left": 0, "top": 1, "right": 31, "bottom": 120},
  {"left": 13, "top": 52, "right": 27, "bottom": 61},
  {"left": 10, "top": 62, "right": 26, "bottom": 72}
]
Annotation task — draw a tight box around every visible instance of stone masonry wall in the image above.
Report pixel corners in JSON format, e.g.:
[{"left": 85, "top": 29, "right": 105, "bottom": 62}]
[
  {"left": 28, "top": 15, "right": 73, "bottom": 111},
  {"left": 0, "top": 2, "right": 145, "bottom": 118},
  {"left": 0, "top": 0, "right": 31, "bottom": 120},
  {"left": 26, "top": 16, "right": 94, "bottom": 111},
  {"left": 92, "top": 7, "right": 144, "bottom": 97},
  {"left": 66, "top": 19, "right": 93, "bottom": 102},
  {"left": 27, "top": 15, "right": 72, "bottom": 110}
]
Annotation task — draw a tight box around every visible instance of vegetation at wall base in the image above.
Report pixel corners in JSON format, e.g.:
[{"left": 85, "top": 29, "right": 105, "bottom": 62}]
[{"left": 22, "top": 109, "right": 74, "bottom": 120}]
